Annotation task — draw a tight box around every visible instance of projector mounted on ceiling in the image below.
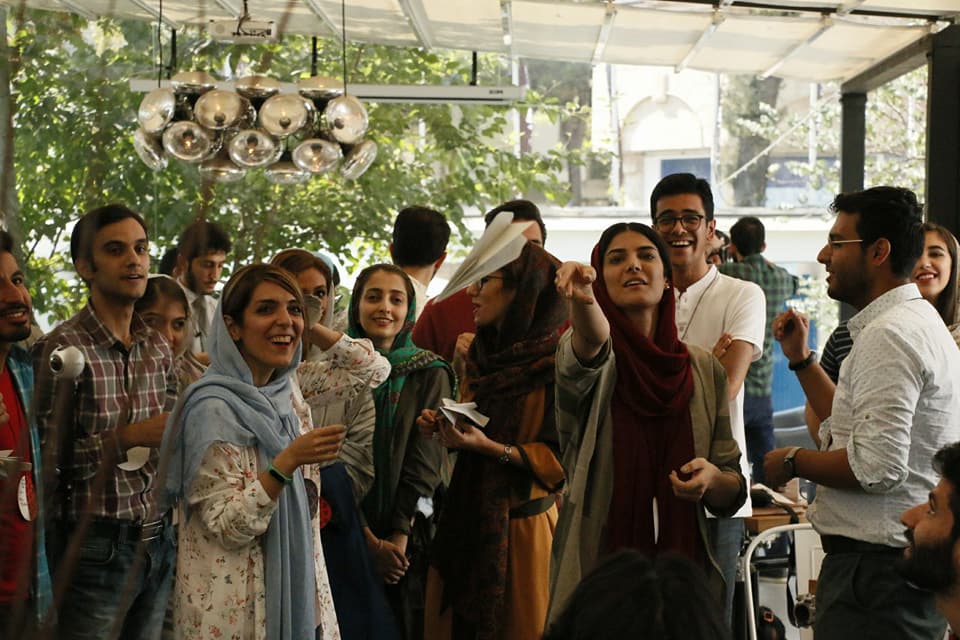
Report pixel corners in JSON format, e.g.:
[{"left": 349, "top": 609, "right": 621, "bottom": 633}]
[{"left": 208, "top": 19, "right": 278, "bottom": 44}]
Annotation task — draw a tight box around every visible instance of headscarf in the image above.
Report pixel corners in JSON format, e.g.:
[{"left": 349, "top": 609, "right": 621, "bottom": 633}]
[
  {"left": 346, "top": 268, "right": 453, "bottom": 532},
  {"left": 161, "top": 300, "right": 316, "bottom": 640},
  {"left": 589, "top": 241, "right": 700, "bottom": 560},
  {"left": 431, "top": 243, "right": 567, "bottom": 637}
]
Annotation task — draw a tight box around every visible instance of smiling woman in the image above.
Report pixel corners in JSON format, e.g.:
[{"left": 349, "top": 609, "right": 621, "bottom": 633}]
[
  {"left": 346, "top": 263, "right": 453, "bottom": 640},
  {"left": 162, "top": 263, "right": 341, "bottom": 640},
  {"left": 914, "top": 223, "right": 960, "bottom": 345}
]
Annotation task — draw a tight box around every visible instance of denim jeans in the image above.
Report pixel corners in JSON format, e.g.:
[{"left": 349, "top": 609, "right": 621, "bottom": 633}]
[
  {"left": 743, "top": 394, "right": 775, "bottom": 485},
  {"left": 707, "top": 517, "right": 744, "bottom": 628},
  {"left": 56, "top": 521, "right": 175, "bottom": 640}
]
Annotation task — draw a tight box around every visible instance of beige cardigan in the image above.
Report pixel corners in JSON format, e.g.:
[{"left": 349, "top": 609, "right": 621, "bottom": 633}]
[{"left": 548, "top": 330, "right": 747, "bottom": 624}]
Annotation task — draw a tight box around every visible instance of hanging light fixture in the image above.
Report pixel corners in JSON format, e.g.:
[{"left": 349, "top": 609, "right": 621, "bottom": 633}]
[{"left": 132, "top": 0, "right": 376, "bottom": 183}]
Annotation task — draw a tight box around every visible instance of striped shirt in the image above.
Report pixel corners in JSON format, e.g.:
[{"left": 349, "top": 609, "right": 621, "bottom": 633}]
[
  {"left": 32, "top": 302, "right": 176, "bottom": 523},
  {"left": 720, "top": 254, "right": 798, "bottom": 397},
  {"left": 819, "top": 321, "right": 853, "bottom": 384}
]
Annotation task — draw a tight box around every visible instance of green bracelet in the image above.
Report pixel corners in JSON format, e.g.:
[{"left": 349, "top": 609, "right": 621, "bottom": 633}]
[{"left": 267, "top": 461, "right": 293, "bottom": 485}]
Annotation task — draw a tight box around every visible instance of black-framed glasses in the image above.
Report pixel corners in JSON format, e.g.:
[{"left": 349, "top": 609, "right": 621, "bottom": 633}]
[
  {"left": 828, "top": 238, "right": 864, "bottom": 250},
  {"left": 475, "top": 275, "right": 508, "bottom": 291},
  {"left": 654, "top": 214, "right": 705, "bottom": 232}
]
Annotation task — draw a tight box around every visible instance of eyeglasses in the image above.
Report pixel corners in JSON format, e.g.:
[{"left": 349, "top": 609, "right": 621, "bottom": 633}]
[
  {"left": 828, "top": 238, "right": 864, "bottom": 250},
  {"left": 475, "top": 275, "right": 508, "bottom": 291},
  {"left": 654, "top": 214, "right": 705, "bottom": 232}
]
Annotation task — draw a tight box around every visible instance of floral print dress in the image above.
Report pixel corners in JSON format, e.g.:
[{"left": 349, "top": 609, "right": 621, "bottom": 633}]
[{"left": 173, "top": 401, "right": 341, "bottom": 640}]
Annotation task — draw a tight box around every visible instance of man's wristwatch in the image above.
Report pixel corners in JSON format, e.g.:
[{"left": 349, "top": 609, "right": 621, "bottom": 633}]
[
  {"left": 788, "top": 351, "right": 817, "bottom": 372},
  {"left": 783, "top": 446, "right": 802, "bottom": 479}
]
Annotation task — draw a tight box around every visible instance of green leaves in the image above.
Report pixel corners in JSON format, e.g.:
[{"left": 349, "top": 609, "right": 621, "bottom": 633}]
[{"left": 5, "top": 10, "right": 589, "bottom": 322}]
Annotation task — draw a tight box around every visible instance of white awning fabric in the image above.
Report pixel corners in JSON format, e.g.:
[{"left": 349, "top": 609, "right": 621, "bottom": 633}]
[{"left": 2, "top": 0, "right": 957, "bottom": 82}]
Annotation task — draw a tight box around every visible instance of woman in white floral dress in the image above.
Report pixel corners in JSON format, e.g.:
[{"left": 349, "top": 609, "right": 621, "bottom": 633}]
[{"left": 163, "top": 264, "right": 343, "bottom": 640}]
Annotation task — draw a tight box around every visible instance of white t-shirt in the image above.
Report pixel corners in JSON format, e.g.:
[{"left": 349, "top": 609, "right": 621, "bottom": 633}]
[
  {"left": 410, "top": 276, "right": 429, "bottom": 321},
  {"left": 674, "top": 266, "right": 765, "bottom": 518}
]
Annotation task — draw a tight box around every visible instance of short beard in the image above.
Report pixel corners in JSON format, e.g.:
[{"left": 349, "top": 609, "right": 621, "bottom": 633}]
[
  {"left": 0, "top": 324, "right": 31, "bottom": 344},
  {"left": 184, "top": 267, "right": 199, "bottom": 294},
  {"left": 896, "top": 535, "right": 958, "bottom": 594}
]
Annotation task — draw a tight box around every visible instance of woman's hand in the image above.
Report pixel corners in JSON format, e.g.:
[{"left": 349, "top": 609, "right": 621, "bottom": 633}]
[
  {"left": 367, "top": 533, "right": 409, "bottom": 584},
  {"left": 274, "top": 424, "right": 347, "bottom": 474},
  {"left": 669, "top": 457, "right": 721, "bottom": 502},
  {"left": 452, "top": 332, "right": 475, "bottom": 381},
  {"left": 436, "top": 418, "right": 489, "bottom": 453},
  {"left": 416, "top": 408, "right": 440, "bottom": 439},
  {"left": 555, "top": 261, "right": 597, "bottom": 305}
]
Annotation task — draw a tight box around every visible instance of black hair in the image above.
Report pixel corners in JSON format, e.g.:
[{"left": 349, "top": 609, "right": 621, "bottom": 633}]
[
  {"left": 0, "top": 229, "right": 13, "bottom": 255},
  {"left": 830, "top": 186, "right": 923, "bottom": 279},
  {"left": 391, "top": 206, "right": 450, "bottom": 267},
  {"left": 135, "top": 275, "right": 190, "bottom": 318},
  {"left": 178, "top": 220, "right": 232, "bottom": 262},
  {"left": 543, "top": 550, "right": 731, "bottom": 640},
  {"left": 650, "top": 173, "right": 715, "bottom": 221},
  {"left": 158, "top": 247, "right": 179, "bottom": 276},
  {"left": 933, "top": 442, "right": 960, "bottom": 540},
  {"left": 597, "top": 222, "right": 673, "bottom": 282},
  {"left": 730, "top": 216, "right": 765, "bottom": 257},
  {"left": 483, "top": 199, "right": 547, "bottom": 245},
  {"left": 70, "top": 203, "right": 148, "bottom": 265}
]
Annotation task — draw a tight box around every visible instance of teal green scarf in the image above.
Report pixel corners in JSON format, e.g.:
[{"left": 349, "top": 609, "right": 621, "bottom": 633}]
[{"left": 347, "top": 290, "right": 453, "bottom": 532}]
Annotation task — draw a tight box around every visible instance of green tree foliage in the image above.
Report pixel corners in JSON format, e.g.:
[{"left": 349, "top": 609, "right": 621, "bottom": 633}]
[{"left": 5, "top": 10, "right": 584, "bottom": 321}]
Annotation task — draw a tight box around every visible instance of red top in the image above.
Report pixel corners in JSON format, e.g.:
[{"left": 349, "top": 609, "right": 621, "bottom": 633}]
[
  {"left": 412, "top": 289, "right": 476, "bottom": 363},
  {"left": 0, "top": 366, "right": 33, "bottom": 603}
]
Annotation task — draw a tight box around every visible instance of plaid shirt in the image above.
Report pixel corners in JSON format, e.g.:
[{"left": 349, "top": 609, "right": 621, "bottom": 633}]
[
  {"left": 32, "top": 302, "right": 176, "bottom": 523},
  {"left": 720, "top": 254, "right": 798, "bottom": 397}
]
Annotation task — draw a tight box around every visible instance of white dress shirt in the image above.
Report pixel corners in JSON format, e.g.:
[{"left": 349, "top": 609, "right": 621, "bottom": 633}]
[{"left": 809, "top": 283, "right": 960, "bottom": 546}]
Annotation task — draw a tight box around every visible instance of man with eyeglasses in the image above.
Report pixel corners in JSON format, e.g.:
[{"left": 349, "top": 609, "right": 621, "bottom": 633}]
[
  {"left": 764, "top": 187, "right": 960, "bottom": 639},
  {"left": 649, "top": 173, "right": 765, "bottom": 626}
]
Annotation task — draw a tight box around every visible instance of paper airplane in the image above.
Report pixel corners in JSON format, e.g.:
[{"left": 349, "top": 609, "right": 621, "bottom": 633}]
[
  {"left": 438, "top": 398, "right": 489, "bottom": 429},
  {"left": 434, "top": 212, "right": 532, "bottom": 302}
]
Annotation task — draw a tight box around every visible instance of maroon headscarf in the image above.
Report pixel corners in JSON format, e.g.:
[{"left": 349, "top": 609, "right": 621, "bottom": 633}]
[{"left": 590, "top": 241, "right": 702, "bottom": 562}]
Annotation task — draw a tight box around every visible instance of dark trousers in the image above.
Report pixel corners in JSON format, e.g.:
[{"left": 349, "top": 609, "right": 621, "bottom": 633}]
[
  {"left": 743, "top": 394, "right": 775, "bottom": 485},
  {"left": 814, "top": 549, "right": 946, "bottom": 640}
]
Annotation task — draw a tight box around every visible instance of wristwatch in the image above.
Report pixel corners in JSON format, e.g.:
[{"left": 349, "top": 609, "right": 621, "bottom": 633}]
[
  {"left": 783, "top": 446, "right": 802, "bottom": 479},
  {"left": 498, "top": 445, "right": 512, "bottom": 465},
  {"left": 788, "top": 351, "right": 817, "bottom": 372}
]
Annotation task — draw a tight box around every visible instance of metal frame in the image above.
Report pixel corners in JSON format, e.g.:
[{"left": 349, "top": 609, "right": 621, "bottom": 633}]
[
  {"left": 592, "top": 1, "right": 617, "bottom": 64},
  {"left": 675, "top": 9, "right": 723, "bottom": 72},
  {"left": 397, "top": 0, "right": 434, "bottom": 50},
  {"left": 760, "top": 15, "right": 833, "bottom": 79},
  {"left": 302, "top": 0, "right": 341, "bottom": 38},
  {"left": 127, "top": 0, "right": 182, "bottom": 30},
  {"left": 741, "top": 522, "right": 814, "bottom": 640}
]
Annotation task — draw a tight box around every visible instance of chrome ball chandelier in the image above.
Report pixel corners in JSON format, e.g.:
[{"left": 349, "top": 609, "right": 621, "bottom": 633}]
[{"left": 134, "top": 71, "right": 377, "bottom": 183}]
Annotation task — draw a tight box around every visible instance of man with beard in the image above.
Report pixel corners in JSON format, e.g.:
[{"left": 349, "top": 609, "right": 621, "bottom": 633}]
[
  {"left": 899, "top": 441, "right": 960, "bottom": 636},
  {"left": 33, "top": 204, "right": 177, "bottom": 639},
  {"left": 0, "top": 230, "right": 52, "bottom": 635},
  {"left": 766, "top": 187, "right": 960, "bottom": 639},
  {"left": 175, "top": 219, "right": 230, "bottom": 353}
]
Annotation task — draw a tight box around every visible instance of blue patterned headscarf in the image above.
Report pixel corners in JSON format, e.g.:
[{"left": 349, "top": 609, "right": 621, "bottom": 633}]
[{"left": 162, "top": 298, "right": 316, "bottom": 640}]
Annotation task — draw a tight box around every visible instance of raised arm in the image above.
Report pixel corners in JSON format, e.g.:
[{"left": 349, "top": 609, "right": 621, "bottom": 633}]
[{"left": 555, "top": 261, "right": 609, "bottom": 363}]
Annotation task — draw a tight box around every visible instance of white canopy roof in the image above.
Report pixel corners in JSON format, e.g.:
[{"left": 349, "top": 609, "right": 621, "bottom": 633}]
[{"left": 3, "top": 0, "right": 957, "bottom": 82}]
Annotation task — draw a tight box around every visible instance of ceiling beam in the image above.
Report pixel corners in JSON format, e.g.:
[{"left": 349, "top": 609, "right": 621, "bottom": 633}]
[
  {"left": 592, "top": 1, "right": 617, "bottom": 63},
  {"left": 302, "top": 0, "right": 341, "bottom": 38},
  {"left": 761, "top": 16, "right": 833, "bottom": 78},
  {"left": 842, "top": 31, "right": 932, "bottom": 94},
  {"left": 836, "top": 1, "right": 866, "bottom": 16},
  {"left": 397, "top": 0, "right": 434, "bottom": 49},
  {"left": 57, "top": 0, "right": 97, "bottom": 20},
  {"left": 127, "top": 0, "right": 181, "bottom": 30},
  {"left": 675, "top": 10, "right": 723, "bottom": 72}
]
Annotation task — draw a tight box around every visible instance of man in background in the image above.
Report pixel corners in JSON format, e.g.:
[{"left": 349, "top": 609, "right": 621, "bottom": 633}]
[
  {"left": 720, "top": 216, "right": 797, "bottom": 483},
  {"left": 175, "top": 220, "right": 230, "bottom": 353},
  {"left": 390, "top": 207, "right": 450, "bottom": 320}
]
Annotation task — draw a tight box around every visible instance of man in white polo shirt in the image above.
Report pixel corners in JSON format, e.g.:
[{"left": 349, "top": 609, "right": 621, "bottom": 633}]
[
  {"left": 650, "top": 173, "right": 765, "bottom": 624},
  {"left": 766, "top": 186, "right": 960, "bottom": 640}
]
